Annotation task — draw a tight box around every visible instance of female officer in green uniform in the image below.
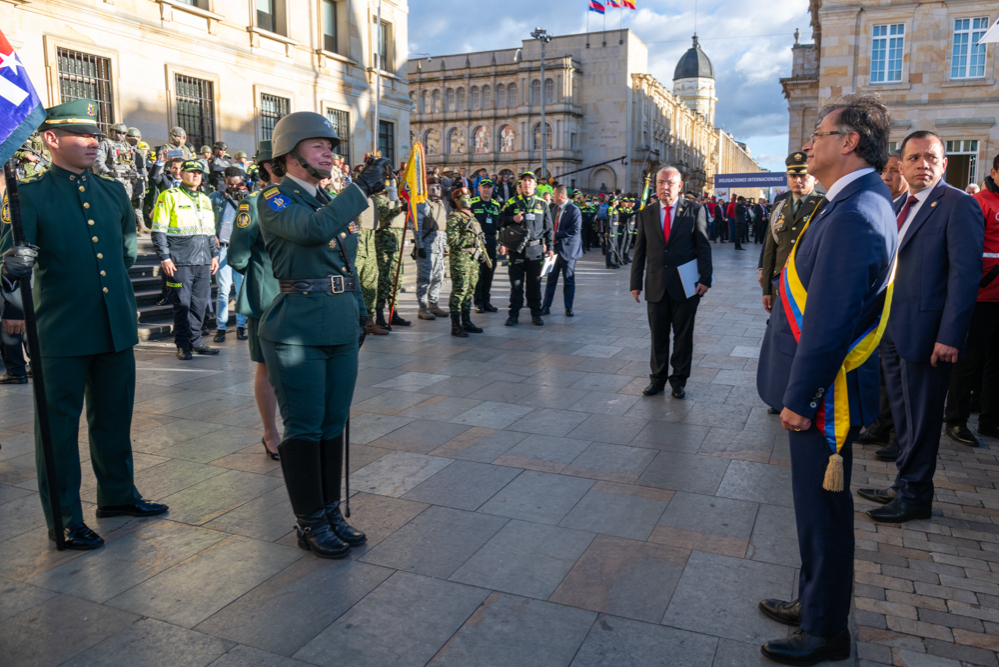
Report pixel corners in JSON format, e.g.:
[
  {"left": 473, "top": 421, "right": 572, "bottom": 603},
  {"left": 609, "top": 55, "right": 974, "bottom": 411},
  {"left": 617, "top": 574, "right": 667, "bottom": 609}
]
[{"left": 256, "top": 112, "right": 390, "bottom": 559}]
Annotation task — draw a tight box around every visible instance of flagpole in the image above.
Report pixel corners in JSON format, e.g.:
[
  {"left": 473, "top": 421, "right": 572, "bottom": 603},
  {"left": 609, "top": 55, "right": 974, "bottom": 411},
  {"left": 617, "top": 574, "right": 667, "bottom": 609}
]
[{"left": 3, "top": 160, "right": 65, "bottom": 550}]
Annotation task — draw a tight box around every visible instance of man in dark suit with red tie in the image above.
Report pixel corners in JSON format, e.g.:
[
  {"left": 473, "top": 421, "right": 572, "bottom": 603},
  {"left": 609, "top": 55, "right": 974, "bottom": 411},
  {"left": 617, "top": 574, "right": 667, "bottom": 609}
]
[
  {"left": 630, "top": 166, "right": 712, "bottom": 398},
  {"left": 541, "top": 185, "right": 583, "bottom": 317},
  {"left": 857, "top": 130, "right": 984, "bottom": 523}
]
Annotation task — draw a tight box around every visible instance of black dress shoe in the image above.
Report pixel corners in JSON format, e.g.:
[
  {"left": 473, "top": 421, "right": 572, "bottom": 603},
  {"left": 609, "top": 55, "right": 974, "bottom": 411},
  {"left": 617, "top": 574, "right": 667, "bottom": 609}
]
[
  {"left": 947, "top": 424, "right": 980, "bottom": 447},
  {"left": 96, "top": 499, "right": 169, "bottom": 518},
  {"left": 237, "top": 327, "right": 248, "bottom": 340},
  {"left": 505, "top": 316, "right": 518, "bottom": 326},
  {"left": 49, "top": 522, "right": 104, "bottom": 550},
  {"left": 643, "top": 382, "right": 666, "bottom": 396},
  {"left": 857, "top": 487, "right": 896, "bottom": 504},
  {"left": 483, "top": 303, "right": 498, "bottom": 313},
  {"left": 565, "top": 308, "right": 574, "bottom": 317},
  {"left": 671, "top": 385, "right": 686, "bottom": 399},
  {"left": 855, "top": 430, "right": 888, "bottom": 446},
  {"left": 0, "top": 372, "right": 28, "bottom": 384},
  {"left": 875, "top": 440, "right": 900, "bottom": 461},
  {"left": 767, "top": 408, "right": 780, "bottom": 415},
  {"left": 213, "top": 330, "right": 226, "bottom": 343},
  {"left": 532, "top": 316, "right": 544, "bottom": 326},
  {"left": 193, "top": 345, "right": 220, "bottom": 355},
  {"left": 759, "top": 599, "right": 801, "bottom": 626},
  {"left": 867, "top": 498, "right": 932, "bottom": 523},
  {"left": 541, "top": 307, "right": 551, "bottom": 316},
  {"left": 979, "top": 424, "right": 999, "bottom": 439},
  {"left": 761, "top": 628, "right": 850, "bottom": 666},
  {"left": 176, "top": 347, "right": 193, "bottom": 360},
  {"left": 155, "top": 298, "right": 169, "bottom": 307}
]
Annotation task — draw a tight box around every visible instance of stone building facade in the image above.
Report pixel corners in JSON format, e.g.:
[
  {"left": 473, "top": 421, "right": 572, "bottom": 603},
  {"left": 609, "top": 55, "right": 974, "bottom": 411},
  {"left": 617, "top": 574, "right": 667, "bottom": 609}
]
[
  {"left": 2, "top": 0, "right": 411, "bottom": 165},
  {"left": 782, "top": 0, "right": 997, "bottom": 187},
  {"left": 407, "top": 29, "right": 762, "bottom": 195}
]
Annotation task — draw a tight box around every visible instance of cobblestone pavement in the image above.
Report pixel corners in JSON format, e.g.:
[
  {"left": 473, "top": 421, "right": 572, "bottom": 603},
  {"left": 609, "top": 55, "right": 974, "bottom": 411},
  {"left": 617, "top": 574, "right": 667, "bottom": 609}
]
[{"left": 1, "top": 243, "right": 996, "bottom": 667}]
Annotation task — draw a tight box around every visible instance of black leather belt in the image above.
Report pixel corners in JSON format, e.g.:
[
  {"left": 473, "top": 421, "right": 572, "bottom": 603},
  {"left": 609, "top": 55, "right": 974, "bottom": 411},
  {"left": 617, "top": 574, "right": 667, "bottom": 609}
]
[
  {"left": 279, "top": 275, "right": 357, "bottom": 294},
  {"left": 526, "top": 239, "right": 542, "bottom": 247}
]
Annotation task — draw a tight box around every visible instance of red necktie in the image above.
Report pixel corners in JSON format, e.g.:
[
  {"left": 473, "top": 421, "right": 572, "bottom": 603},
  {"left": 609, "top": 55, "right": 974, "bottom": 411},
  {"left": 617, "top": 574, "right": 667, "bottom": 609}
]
[
  {"left": 897, "top": 195, "right": 918, "bottom": 230},
  {"left": 554, "top": 206, "right": 562, "bottom": 236},
  {"left": 663, "top": 204, "right": 672, "bottom": 245}
]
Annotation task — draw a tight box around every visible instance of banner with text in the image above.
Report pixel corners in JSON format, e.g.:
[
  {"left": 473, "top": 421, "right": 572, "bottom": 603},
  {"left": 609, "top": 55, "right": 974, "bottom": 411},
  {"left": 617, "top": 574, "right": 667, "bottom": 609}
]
[{"left": 715, "top": 173, "right": 788, "bottom": 189}]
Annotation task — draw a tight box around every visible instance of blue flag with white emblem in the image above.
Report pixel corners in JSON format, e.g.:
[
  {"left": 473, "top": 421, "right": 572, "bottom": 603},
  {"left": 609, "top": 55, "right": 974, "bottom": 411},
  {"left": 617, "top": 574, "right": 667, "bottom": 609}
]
[{"left": 0, "top": 29, "right": 46, "bottom": 167}]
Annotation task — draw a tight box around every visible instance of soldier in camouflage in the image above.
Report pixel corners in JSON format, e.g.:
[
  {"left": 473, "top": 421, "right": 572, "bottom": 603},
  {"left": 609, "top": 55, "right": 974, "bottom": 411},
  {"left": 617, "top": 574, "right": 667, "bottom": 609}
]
[
  {"left": 93, "top": 123, "right": 136, "bottom": 201},
  {"left": 446, "top": 185, "right": 491, "bottom": 337},
  {"left": 13, "top": 131, "right": 49, "bottom": 179},
  {"left": 126, "top": 127, "right": 151, "bottom": 233},
  {"left": 208, "top": 141, "right": 231, "bottom": 192},
  {"left": 414, "top": 180, "right": 449, "bottom": 320},
  {"left": 373, "top": 185, "right": 411, "bottom": 329},
  {"left": 154, "top": 127, "right": 196, "bottom": 164}
]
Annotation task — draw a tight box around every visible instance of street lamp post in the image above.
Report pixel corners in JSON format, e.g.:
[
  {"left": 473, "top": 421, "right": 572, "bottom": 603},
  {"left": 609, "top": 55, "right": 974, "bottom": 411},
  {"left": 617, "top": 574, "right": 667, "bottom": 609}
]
[
  {"left": 531, "top": 27, "right": 553, "bottom": 181},
  {"left": 373, "top": 0, "right": 382, "bottom": 157}
]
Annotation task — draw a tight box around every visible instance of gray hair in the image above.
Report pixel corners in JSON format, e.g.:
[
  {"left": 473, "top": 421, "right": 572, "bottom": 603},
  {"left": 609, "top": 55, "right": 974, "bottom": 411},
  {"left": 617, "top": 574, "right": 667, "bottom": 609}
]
[
  {"left": 657, "top": 166, "right": 682, "bottom": 181},
  {"left": 815, "top": 93, "right": 892, "bottom": 173}
]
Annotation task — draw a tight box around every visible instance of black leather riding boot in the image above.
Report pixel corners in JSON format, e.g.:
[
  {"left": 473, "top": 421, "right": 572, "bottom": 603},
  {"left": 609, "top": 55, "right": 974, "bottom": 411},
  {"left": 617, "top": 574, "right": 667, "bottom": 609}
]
[
  {"left": 321, "top": 435, "right": 366, "bottom": 546},
  {"left": 278, "top": 438, "right": 350, "bottom": 558}
]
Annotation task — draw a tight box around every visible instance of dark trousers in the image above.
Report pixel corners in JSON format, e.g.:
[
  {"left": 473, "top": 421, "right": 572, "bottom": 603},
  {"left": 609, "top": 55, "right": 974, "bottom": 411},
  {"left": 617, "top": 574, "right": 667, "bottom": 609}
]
[
  {"left": 946, "top": 302, "right": 999, "bottom": 429},
  {"left": 647, "top": 294, "right": 699, "bottom": 386},
  {"left": 508, "top": 255, "right": 544, "bottom": 318},
  {"left": 730, "top": 220, "right": 742, "bottom": 249},
  {"left": 600, "top": 224, "right": 614, "bottom": 267},
  {"left": 35, "top": 349, "right": 140, "bottom": 530},
  {"left": 1, "top": 328, "right": 27, "bottom": 377},
  {"left": 543, "top": 256, "right": 576, "bottom": 311},
  {"left": 753, "top": 222, "right": 765, "bottom": 244},
  {"left": 882, "top": 326, "right": 951, "bottom": 506},
  {"left": 717, "top": 218, "right": 728, "bottom": 242},
  {"left": 474, "top": 236, "right": 498, "bottom": 307},
  {"left": 865, "top": 358, "right": 896, "bottom": 442},
  {"left": 789, "top": 425, "right": 856, "bottom": 638},
  {"left": 167, "top": 264, "right": 212, "bottom": 350}
]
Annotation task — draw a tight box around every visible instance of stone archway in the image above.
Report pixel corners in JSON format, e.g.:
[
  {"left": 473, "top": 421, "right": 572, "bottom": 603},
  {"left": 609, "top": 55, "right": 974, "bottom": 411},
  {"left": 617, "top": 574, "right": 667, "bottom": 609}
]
[{"left": 591, "top": 166, "right": 617, "bottom": 193}]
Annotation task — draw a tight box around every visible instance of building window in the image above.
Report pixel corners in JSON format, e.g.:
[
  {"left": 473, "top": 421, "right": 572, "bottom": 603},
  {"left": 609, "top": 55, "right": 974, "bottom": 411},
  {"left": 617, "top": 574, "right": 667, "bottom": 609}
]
[
  {"left": 507, "top": 83, "right": 517, "bottom": 108},
  {"left": 951, "top": 17, "right": 989, "bottom": 79},
  {"left": 175, "top": 74, "right": 215, "bottom": 152},
  {"left": 945, "top": 139, "right": 979, "bottom": 188},
  {"left": 447, "top": 127, "right": 465, "bottom": 155},
  {"left": 257, "top": 0, "right": 276, "bottom": 33},
  {"left": 432, "top": 90, "right": 442, "bottom": 113},
  {"left": 57, "top": 48, "right": 115, "bottom": 136},
  {"left": 571, "top": 133, "right": 576, "bottom": 151},
  {"left": 261, "top": 93, "right": 289, "bottom": 141},
  {"left": 378, "top": 119, "right": 394, "bottom": 163},
  {"left": 532, "top": 122, "right": 552, "bottom": 151},
  {"left": 373, "top": 20, "right": 390, "bottom": 70},
  {"left": 499, "top": 125, "right": 515, "bottom": 153},
  {"left": 496, "top": 84, "right": 505, "bottom": 109},
  {"left": 473, "top": 126, "right": 488, "bottom": 153},
  {"left": 322, "top": 0, "right": 338, "bottom": 52},
  {"left": 481, "top": 85, "right": 491, "bottom": 109},
  {"left": 326, "top": 107, "right": 350, "bottom": 165},
  {"left": 424, "top": 128, "right": 441, "bottom": 155},
  {"left": 420, "top": 91, "right": 428, "bottom": 114},
  {"left": 446, "top": 88, "right": 455, "bottom": 112},
  {"left": 871, "top": 24, "right": 904, "bottom": 83},
  {"left": 470, "top": 86, "right": 480, "bottom": 110},
  {"left": 456, "top": 88, "right": 466, "bottom": 111},
  {"left": 544, "top": 78, "right": 554, "bottom": 104},
  {"left": 530, "top": 79, "right": 541, "bottom": 105}
]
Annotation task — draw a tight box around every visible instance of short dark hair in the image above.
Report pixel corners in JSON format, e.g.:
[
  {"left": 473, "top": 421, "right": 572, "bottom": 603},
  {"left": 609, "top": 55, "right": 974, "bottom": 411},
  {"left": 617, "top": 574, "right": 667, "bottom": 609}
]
[
  {"left": 816, "top": 93, "right": 892, "bottom": 173},
  {"left": 168, "top": 157, "right": 185, "bottom": 167},
  {"left": 223, "top": 166, "right": 243, "bottom": 179},
  {"left": 992, "top": 153, "right": 999, "bottom": 172},
  {"left": 887, "top": 150, "right": 901, "bottom": 160},
  {"left": 899, "top": 130, "right": 945, "bottom": 158}
]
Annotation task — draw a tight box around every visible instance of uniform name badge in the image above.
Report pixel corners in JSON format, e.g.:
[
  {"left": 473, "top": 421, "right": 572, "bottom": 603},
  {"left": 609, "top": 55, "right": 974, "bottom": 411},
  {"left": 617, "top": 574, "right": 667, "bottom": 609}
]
[
  {"left": 486, "top": 216, "right": 493, "bottom": 225},
  {"left": 525, "top": 213, "right": 536, "bottom": 221}
]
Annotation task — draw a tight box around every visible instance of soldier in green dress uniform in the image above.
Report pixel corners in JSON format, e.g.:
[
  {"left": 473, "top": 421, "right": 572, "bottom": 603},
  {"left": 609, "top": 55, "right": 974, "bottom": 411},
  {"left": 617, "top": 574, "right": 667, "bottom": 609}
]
[
  {"left": 446, "top": 185, "right": 491, "bottom": 337},
  {"left": 255, "top": 112, "right": 390, "bottom": 558},
  {"left": 227, "top": 141, "right": 281, "bottom": 460},
  {"left": 0, "top": 99, "right": 168, "bottom": 550}
]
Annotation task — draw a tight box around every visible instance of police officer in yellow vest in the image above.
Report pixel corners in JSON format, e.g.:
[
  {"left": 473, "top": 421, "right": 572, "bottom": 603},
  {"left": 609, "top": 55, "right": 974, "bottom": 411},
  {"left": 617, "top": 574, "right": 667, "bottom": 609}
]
[
  {"left": 256, "top": 112, "right": 391, "bottom": 558},
  {"left": 0, "top": 99, "right": 168, "bottom": 550},
  {"left": 498, "top": 171, "right": 554, "bottom": 326}
]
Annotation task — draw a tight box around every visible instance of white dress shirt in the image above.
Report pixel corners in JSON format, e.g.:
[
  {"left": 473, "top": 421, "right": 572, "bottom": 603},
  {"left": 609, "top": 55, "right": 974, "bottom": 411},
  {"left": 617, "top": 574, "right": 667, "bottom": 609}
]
[
  {"left": 660, "top": 199, "right": 680, "bottom": 236},
  {"left": 823, "top": 167, "right": 876, "bottom": 204}
]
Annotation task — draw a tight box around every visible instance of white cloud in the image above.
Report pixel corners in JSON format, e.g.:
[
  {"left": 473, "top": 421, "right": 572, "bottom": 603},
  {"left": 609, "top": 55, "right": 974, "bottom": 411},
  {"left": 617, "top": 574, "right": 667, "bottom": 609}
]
[{"left": 408, "top": 0, "right": 811, "bottom": 172}]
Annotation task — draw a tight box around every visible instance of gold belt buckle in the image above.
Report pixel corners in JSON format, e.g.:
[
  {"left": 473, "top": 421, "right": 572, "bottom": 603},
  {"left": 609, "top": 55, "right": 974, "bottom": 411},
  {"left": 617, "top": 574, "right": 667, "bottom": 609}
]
[{"left": 330, "top": 275, "right": 344, "bottom": 293}]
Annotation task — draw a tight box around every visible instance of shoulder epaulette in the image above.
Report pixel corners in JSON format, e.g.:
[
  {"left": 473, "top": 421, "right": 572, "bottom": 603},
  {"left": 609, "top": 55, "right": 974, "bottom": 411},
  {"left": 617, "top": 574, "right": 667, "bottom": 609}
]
[
  {"left": 19, "top": 172, "right": 45, "bottom": 185},
  {"left": 97, "top": 173, "right": 116, "bottom": 182}
]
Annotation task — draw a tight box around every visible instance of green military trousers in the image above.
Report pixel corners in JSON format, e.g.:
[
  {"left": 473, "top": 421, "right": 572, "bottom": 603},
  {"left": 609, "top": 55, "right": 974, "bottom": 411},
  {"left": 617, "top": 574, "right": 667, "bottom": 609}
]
[
  {"left": 260, "top": 340, "right": 358, "bottom": 441},
  {"left": 375, "top": 228, "right": 403, "bottom": 311},
  {"left": 355, "top": 229, "right": 378, "bottom": 316},
  {"left": 449, "top": 250, "right": 479, "bottom": 314},
  {"left": 35, "top": 348, "right": 140, "bottom": 530}
]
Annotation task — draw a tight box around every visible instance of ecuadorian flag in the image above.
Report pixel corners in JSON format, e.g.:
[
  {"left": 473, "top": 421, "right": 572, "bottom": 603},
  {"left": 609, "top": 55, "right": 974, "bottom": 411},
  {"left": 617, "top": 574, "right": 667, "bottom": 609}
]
[{"left": 0, "top": 29, "right": 46, "bottom": 167}]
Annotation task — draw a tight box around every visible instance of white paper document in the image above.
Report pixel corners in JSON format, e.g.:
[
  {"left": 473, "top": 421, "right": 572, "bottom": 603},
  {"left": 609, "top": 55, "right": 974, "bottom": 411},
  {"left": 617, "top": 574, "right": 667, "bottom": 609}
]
[
  {"left": 540, "top": 254, "right": 558, "bottom": 277},
  {"left": 677, "top": 259, "right": 701, "bottom": 298}
]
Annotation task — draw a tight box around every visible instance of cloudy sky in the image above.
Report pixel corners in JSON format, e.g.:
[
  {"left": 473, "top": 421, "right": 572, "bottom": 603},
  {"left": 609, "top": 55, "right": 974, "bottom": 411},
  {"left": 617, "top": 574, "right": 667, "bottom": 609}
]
[{"left": 408, "top": 0, "right": 812, "bottom": 172}]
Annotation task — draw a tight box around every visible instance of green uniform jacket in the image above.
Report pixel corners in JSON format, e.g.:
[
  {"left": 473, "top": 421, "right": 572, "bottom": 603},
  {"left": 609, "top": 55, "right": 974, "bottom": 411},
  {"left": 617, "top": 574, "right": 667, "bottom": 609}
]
[
  {"left": 256, "top": 179, "right": 368, "bottom": 346},
  {"left": 760, "top": 191, "right": 825, "bottom": 297},
  {"left": 1, "top": 165, "right": 138, "bottom": 356},
  {"left": 228, "top": 191, "right": 280, "bottom": 318}
]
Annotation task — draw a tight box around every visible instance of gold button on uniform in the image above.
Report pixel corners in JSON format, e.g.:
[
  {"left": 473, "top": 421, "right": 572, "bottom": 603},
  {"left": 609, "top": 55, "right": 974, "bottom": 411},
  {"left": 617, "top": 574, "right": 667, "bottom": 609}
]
[
  {"left": 88, "top": 220, "right": 95, "bottom": 226},
  {"left": 83, "top": 203, "right": 90, "bottom": 209},
  {"left": 92, "top": 236, "right": 98, "bottom": 242},
  {"left": 102, "top": 287, "right": 108, "bottom": 293},
  {"left": 79, "top": 186, "right": 85, "bottom": 192},
  {"left": 100, "top": 270, "right": 106, "bottom": 276},
  {"left": 97, "top": 253, "right": 103, "bottom": 259}
]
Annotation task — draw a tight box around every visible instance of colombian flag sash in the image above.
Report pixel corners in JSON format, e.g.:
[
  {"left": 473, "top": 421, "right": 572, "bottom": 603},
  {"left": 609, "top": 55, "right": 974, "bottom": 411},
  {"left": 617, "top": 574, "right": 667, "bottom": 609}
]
[{"left": 779, "top": 203, "right": 896, "bottom": 491}]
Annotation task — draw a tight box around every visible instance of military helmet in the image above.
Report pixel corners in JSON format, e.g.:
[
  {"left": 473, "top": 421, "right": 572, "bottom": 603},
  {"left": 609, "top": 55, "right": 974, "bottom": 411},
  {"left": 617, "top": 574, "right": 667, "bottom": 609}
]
[
  {"left": 169, "top": 126, "right": 187, "bottom": 137},
  {"left": 270, "top": 112, "right": 341, "bottom": 158},
  {"left": 213, "top": 140, "right": 227, "bottom": 151},
  {"left": 126, "top": 127, "right": 141, "bottom": 138},
  {"left": 255, "top": 140, "right": 273, "bottom": 164},
  {"left": 200, "top": 145, "right": 212, "bottom": 154},
  {"left": 234, "top": 151, "right": 247, "bottom": 159},
  {"left": 111, "top": 123, "right": 128, "bottom": 134}
]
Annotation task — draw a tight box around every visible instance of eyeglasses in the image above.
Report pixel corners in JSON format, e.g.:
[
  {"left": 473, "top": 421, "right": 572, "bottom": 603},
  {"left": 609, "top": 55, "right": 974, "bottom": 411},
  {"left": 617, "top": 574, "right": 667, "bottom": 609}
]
[{"left": 809, "top": 131, "right": 846, "bottom": 142}]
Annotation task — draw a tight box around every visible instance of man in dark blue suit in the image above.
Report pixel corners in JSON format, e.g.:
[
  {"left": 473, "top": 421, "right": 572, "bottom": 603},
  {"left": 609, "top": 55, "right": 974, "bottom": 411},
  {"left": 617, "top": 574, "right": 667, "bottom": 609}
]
[
  {"left": 857, "top": 131, "right": 984, "bottom": 523},
  {"left": 541, "top": 185, "right": 583, "bottom": 317},
  {"left": 755, "top": 94, "right": 896, "bottom": 665}
]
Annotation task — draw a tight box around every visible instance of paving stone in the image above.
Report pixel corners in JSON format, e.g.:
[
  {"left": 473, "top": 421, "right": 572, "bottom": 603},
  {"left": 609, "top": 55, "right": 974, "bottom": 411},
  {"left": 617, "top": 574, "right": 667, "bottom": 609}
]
[
  {"left": 650, "top": 491, "right": 759, "bottom": 557},
  {"left": 698, "top": 427, "right": 776, "bottom": 463},
  {"left": 367, "top": 419, "right": 471, "bottom": 454},
  {"left": 359, "top": 505, "right": 507, "bottom": 578},
  {"left": 493, "top": 434, "right": 592, "bottom": 472},
  {"left": 449, "top": 401, "right": 535, "bottom": 429},
  {"left": 568, "top": 391, "right": 641, "bottom": 416},
  {"left": 159, "top": 468, "right": 285, "bottom": 525},
  {"left": 0, "top": 594, "right": 140, "bottom": 667},
  {"left": 208, "top": 645, "right": 313, "bottom": 667},
  {"left": 661, "top": 551, "right": 795, "bottom": 644},
  {"left": 397, "top": 396, "right": 483, "bottom": 421},
  {"left": 347, "top": 413, "right": 415, "bottom": 444},
  {"left": 506, "top": 408, "right": 591, "bottom": 437},
  {"left": 0, "top": 576, "right": 58, "bottom": 623},
  {"left": 570, "top": 614, "right": 717, "bottom": 667},
  {"left": 294, "top": 571, "right": 489, "bottom": 667},
  {"left": 748, "top": 504, "right": 801, "bottom": 568},
  {"left": 400, "top": 460, "right": 522, "bottom": 510},
  {"left": 559, "top": 483, "right": 670, "bottom": 540},
  {"left": 349, "top": 450, "right": 453, "bottom": 497},
  {"left": 550, "top": 534, "right": 690, "bottom": 624},
  {"left": 202, "top": 487, "right": 295, "bottom": 542},
  {"left": 106, "top": 536, "right": 303, "bottom": 628},
  {"left": 566, "top": 413, "right": 650, "bottom": 445},
  {"left": 631, "top": 420, "right": 708, "bottom": 451},
  {"left": 638, "top": 451, "right": 731, "bottom": 495},
  {"left": 196, "top": 558, "right": 392, "bottom": 656},
  {"left": 478, "top": 469, "right": 595, "bottom": 525},
  {"left": 515, "top": 386, "right": 593, "bottom": 409},
  {"left": 352, "top": 389, "right": 434, "bottom": 414},
  {"left": 562, "top": 442, "right": 658, "bottom": 483},
  {"left": 428, "top": 591, "right": 596, "bottom": 666},
  {"left": 717, "top": 459, "right": 794, "bottom": 508},
  {"left": 428, "top": 427, "right": 527, "bottom": 462},
  {"left": 372, "top": 372, "right": 450, "bottom": 391},
  {"left": 450, "top": 520, "right": 595, "bottom": 598},
  {"left": 62, "top": 618, "right": 234, "bottom": 667}
]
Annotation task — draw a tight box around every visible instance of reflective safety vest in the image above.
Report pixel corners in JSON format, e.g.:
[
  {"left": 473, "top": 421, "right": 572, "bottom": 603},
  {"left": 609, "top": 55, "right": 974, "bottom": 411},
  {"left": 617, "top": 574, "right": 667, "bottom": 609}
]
[
  {"left": 973, "top": 188, "right": 999, "bottom": 302},
  {"left": 151, "top": 186, "right": 215, "bottom": 237}
]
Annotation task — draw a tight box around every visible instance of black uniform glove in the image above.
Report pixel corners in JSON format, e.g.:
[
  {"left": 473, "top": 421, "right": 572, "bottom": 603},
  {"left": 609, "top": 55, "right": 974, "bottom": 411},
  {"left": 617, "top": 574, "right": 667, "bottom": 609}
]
[
  {"left": 2, "top": 244, "right": 39, "bottom": 283},
  {"left": 353, "top": 158, "right": 392, "bottom": 198},
  {"left": 358, "top": 316, "right": 368, "bottom": 349},
  {"left": 417, "top": 247, "right": 427, "bottom": 259}
]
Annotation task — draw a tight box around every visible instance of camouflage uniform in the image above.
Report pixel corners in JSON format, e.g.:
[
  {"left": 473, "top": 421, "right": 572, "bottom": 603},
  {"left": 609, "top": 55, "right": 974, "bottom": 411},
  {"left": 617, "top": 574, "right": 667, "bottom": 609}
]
[
  {"left": 93, "top": 126, "right": 136, "bottom": 200},
  {"left": 373, "top": 193, "right": 406, "bottom": 313},
  {"left": 355, "top": 229, "right": 379, "bottom": 317},
  {"left": 14, "top": 132, "right": 49, "bottom": 179},
  {"left": 446, "top": 209, "right": 489, "bottom": 314},
  {"left": 415, "top": 200, "right": 448, "bottom": 313}
]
